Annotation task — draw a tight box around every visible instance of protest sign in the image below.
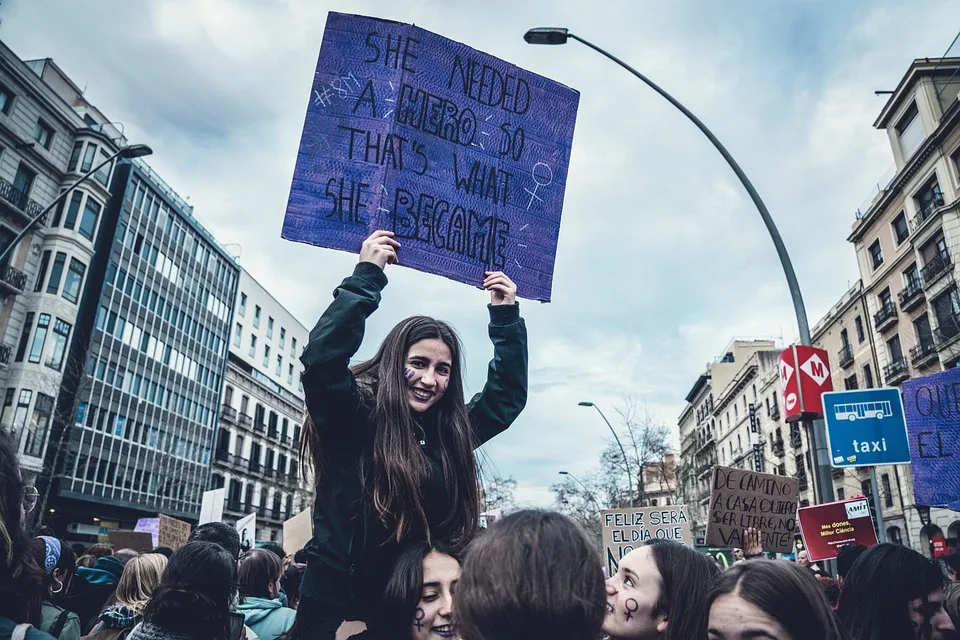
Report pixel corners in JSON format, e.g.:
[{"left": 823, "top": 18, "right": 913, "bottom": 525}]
[
  {"left": 282, "top": 508, "right": 312, "bottom": 556},
  {"left": 798, "top": 498, "right": 878, "bottom": 562},
  {"left": 199, "top": 488, "right": 226, "bottom": 525},
  {"left": 705, "top": 466, "right": 799, "bottom": 554},
  {"left": 237, "top": 512, "right": 257, "bottom": 552},
  {"left": 601, "top": 506, "right": 692, "bottom": 576},
  {"left": 903, "top": 370, "right": 960, "bottom": 510},
  {"left": 282, "top": 12, "right": 580, "bottom": 302},
  {"left": 107, "top": 530, "right": 154, "bottom": 552},
  {"left": 158, "top": 515, "right": 191, "bottom": 550},
  {"left": 135, "top": 517, "right": 160, "bottom": 547}
]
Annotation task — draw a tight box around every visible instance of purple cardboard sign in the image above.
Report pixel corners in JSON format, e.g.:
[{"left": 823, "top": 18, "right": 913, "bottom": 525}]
[
  {"left": 282, "top": 12, "right": 580, "bottom": 302},
  {"left": 903, "top": 369, "right": 960, "bottom": 509}
]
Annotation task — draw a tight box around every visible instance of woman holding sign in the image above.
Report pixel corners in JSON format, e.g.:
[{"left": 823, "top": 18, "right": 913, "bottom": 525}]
[{"left": 296, "top": 230, "right": 528, "bottom": 639}]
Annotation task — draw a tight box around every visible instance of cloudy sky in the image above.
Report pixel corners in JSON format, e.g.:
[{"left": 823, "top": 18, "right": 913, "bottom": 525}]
[{"left": 4, "top": 0, "right": 959, "bottom": 505}]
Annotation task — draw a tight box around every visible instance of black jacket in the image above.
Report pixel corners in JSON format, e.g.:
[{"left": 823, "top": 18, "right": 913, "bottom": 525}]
[{"left": 298, "top": 262, "right": 528, "bottom": 619}]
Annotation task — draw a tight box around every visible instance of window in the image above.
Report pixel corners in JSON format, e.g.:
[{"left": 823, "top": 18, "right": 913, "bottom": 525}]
[
  {"left": 33, "top": 120, "right": 53, "bottom": 149},
  {"left": 887, "top": 334, "right": 904, "bottom": 365},
  {"left": 844, "top": 374, "right": 858, "bottom": 390},
  {"left": 12, "top": 163, "right": 35, "bottom": 200},
  {"left": 0, "top": 83, "right": 12, "bottom": 114},
  {"left": 239, "top": 293, "right": 247, "bottom": 317},
  {"left": 267, "top": 317, "right": 274, "bottom": 339},
  {"left": 904, "top": 263, "right": 921, "bottom": 291},
  {"left": 62, "top": 258, "right": 86, "bottom": 304},
  {"left": 23, "top": 393, "right": 54, "bottom": 458},
  {"left": 263, "top": 345, "right": 271, "bottom": 367},
  {"left": 879, "top": 288, "right": 893, "bottom": 310},
  {"left": 249, "top": 335, "right": 257, "bottom": 358},
  {"left": 12, "top": 390, "right": 32, "bottom": 442},
  {"left": 915, "top": 313, "right": 933, "bottom": 349},
  {"left": 80, "top": 144, "right": 96, "bottom": 173},
  {"left": 291, "top": 337, "right": 298, "bottom": 358},
  {"left": 863, "top": 364, "right": 875, "bottom": 388},
  {"left": 896, "top": 102, "right": 924, "bottom": 159},
  {"left": 288, "top": 364, "right": 294, "bottom": 385},
  {"left": 279, "top": 327, "right": 286, "bottom": 349},
  {"left": 892, "top": 211, "right": 909, "bottom": 244},
  {"left": 836, "top": 487, "right": 845, "bottom": 501},
  {"left": 46, "top": 319, "right": 70, "bottom": 371},
  {"left": 46, "top": 252, "right": 67, "bottom": 295},
  {"left": 881, "top": 473, "right": 894, "bottom": 508},
  {"left": 234, "top": 322, "right": 242, "bottom": 347},
  {"left": 840, "top": 328, "right": 850, "bottom": 349},
  {"left": 915, "top": 177, "right": 944, "bottom": 220},
  {"left": 63, "top": 192, "right": 83, "bottom": 229},
  {"left": 15, "top": 313, "right": 34, "bottom": 362},
  {"left": 33, "top": 251, "right": 50, "bottom": 293},
  {"left": 93, "top": 148, "right": 112, "bottom": 186},
  {"left": 855, "top": 316, "right": 865, "bottom": 343},
  {"left": 932, "top": 287, "right": 960, "bottom": 338},
  {"left": 28, "top": 314, "right": 50, "bottom": 364},
  {"left": 79, "top": 197, "right": 102, "bottom": 240},
  {"left": 68, "top": 141, "right": 83, "bottom": 172},
  {"left": 276, "top": 355, "right": 283, "bottom": 376},
  {"left": 869, "top": 239, "right": 884, "bottom": 269},
  {"left": 254, "top": 305, "right": 261, "bottom": 329}
]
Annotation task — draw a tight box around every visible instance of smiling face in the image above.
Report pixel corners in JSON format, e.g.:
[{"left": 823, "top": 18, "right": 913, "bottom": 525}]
[
  {"left": 708, "top": 592, "right": 792, "bottom": 640},
  {"left": 405, "top": 339, "right": 452, "bottom": 413},
  {"left": 603, "top": 546, "right": 667, "bottom": 640},
  {"left": 412, "top": 551, "right": 460, "bottom": 640}
]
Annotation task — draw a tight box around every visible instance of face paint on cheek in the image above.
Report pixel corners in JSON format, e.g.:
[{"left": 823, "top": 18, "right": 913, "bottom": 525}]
[
  {"left": 405, "top": 368, "right": 416, "bottom": 382},
  {"left": 413, "top": 608, "right": 425, "bottom": 631},
  {"left": 624, "top": 598, "right": 639, "bottom": 622}
]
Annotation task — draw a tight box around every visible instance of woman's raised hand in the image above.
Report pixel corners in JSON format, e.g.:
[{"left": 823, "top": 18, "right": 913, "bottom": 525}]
[
  {"left": 483, "top": 271, "right": 517, "bottom": 306},
  {"left": 359, "top": 230, "right": 400, "bottom": 270}
]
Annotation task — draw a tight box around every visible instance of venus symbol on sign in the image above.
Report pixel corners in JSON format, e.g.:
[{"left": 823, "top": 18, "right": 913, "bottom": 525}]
[{"left": 525, "top": 162, "right": 553, "bottom": 210}]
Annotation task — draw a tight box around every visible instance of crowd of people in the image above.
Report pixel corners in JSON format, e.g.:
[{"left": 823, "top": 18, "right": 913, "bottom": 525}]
[{"left": 3, "top": 231, "right": 960, "bottom": 640}]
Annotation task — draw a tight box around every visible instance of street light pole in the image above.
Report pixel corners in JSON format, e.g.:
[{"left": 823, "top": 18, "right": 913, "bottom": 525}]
[
  {"left": 0, "top": 144, "right": 153, "bottom": 267},
  {"left": 528, "top": 29, "right": 834, "bottom": 511},
  {"left": 559, "top": 471, "right": 603, "bottom": 513},
  {"left": 578, "top": 401, "right": 635, "bottom": 505}
]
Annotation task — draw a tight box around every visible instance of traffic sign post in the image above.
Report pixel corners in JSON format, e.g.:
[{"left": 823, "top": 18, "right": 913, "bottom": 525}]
[{"left": 822, "top": 389, "right": 911, "bottom": 468}]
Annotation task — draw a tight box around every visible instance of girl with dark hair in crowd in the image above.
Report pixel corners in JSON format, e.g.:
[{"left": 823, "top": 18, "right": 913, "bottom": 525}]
[
  {"left": 604, "top": 539, "right": 720, "bottom": 640},
  {"left": 280, "top": 565, "right": 305, "bottom": 611},
  {"left": 838, "top": 543, "right": 956, "bottom": 640},
  {"left": 708, "top": 559, "right": 850, "bottom": 640},
  {"left": 0, "top": 433, "right": 56, "bottom": 639},
  {"left": 456, "top": 510, "right": 605, "bottom": 640},
  {"left": 126, "top": 542, "right": 237, "bottom": 640},
  {"left": 296, "top": 231, "right": 528, "bottom": 639},
  {"left": 30, "top": 537, "right": 81, "bottom": 639},
  {"left": 85, "top": 553, "right": 167, "bottom": 639},
  {"left": 77, "top": 546, "right": 114, "bottom": 570},
  {"left": 236, "top": 549, "right": 295, "bottom": 640}
]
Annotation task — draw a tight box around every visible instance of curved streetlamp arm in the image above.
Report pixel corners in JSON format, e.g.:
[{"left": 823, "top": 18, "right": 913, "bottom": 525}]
[
  {"left": 587, "top": 403, "right": 635, "bottom": 505},
  {"left": 566, "top": 32, "right": 811, "bottom": 344}
]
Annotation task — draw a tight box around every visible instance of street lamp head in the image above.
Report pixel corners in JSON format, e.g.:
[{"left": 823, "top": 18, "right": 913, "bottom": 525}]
[
  {"left": 523, "top": 28, "right": 570, "bottom": 45},
  {"left": 578, "top": 401, "right": 594, "bottom": 407},
  {"left": 558, "top": 471, "right": 569, "bottom": 475},
  {"left": 119, "top": 144, "right": 153, "bottom": 159}
]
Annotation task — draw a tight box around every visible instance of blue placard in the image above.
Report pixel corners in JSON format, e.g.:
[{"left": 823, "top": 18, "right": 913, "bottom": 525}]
[
  {"left": 903, "top": 370, "right": 960, "bottom": 510},
  {"left": 822, "top": 388, "right": 910, "bottom": 467},
  {"left": 281, "top": 12, "right": 580, "bottom": 302}
]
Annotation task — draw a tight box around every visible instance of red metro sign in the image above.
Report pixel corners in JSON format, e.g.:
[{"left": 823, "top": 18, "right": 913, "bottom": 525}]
[{"left": 778, "top": 345, "right": 833, "bottom": 422}]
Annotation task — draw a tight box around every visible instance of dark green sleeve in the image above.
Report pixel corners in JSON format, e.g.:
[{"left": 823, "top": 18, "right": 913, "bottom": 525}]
[
  {"left": 467, "top": 303, "right": 528, "bottom": 446},
  {"left": 300, "top": 262, "right": 387, "bottom": 438}
]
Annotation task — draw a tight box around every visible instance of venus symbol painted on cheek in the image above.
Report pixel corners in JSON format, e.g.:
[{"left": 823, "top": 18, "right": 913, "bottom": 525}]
[
  {"left": 413, "top": 608, "right": 425, "bottom": 631},
  {"left": 624, "top": 598, "right": 639, "bottom": 621}
]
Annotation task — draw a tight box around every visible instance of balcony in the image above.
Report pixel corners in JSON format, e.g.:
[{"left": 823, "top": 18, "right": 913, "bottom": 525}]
[
  {"left": 883, "top": 358, "right": 909, "bottom": 385},
  {"left": 790, "top": 430, "right": 802, "bottom": 449},
  {"left": 767, "top": 405, "right": 780, "bottom": 421},
  {"left": 267, "top": 428, "right": 278, "bottom": 441},
  {"left": 0, "top": 176, "right": 46, "bottom": 224},
  {"left": 224, "top": 499, "right": 245, "bottom": 514},
  {"left": 238, "top": 414, "right": 253, "bottom": 428},
  {"left": 214, "top": 448, "right": 229, "bottom": 463},
  {"left": 898, "top": 280, "right": 925, "bottom": 312},
  {"left": 249, "top": 461, "right": 262, "bottom": 474},
  {"left": 220, "top": 404, "right": 237, "bottom": 423},
  {"left": 0, "top": 343, "right": 11, "bottom": 367},
  {"left": 935, "top": 318, "right": 960, "bottom": 349},
  {"left": 914, "top": 192, "right": 946, "bottom": 228},
  {"left": 772, "top": 440, "right": 785, "bottom": 457},
  {"left": 254, "top": 420, "right": 266, "bottom": 434},
  {"left": 921, "top": 252, "right": 952, "bottom": 289},
  {"left": 229, "top": 454, "right": 249, "bottom": 469},
  {"left": 264, "top": 467, "right": 276, "bottom": 478},
  {"left": 0, "top": 265, "right": 27, "bottom": 296},
  {"left": 694, "top": 434, "right": 716, "bottom": 457},
  {"left": 838, "top": 344, "right": 854, "bottom": 369},
  {"left": 282, "top": 436, "right": 293, "bottom": 447},
  {"left": 874, "top": 303, "right": 898, "bottom": 333},
  {"left": 910, "top": 339, "right": 939, "bottom": 368},
  {"left": 832, "top": 468, "right": 845, "bottom": 480},
  {"left": 798, "top": 477, "right": 809, "bottom": 492}
]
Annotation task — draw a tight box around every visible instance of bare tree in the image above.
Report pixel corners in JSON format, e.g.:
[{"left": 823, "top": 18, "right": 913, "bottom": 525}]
[{"left": 480, "top": 472, "right": 517, "bottom": 512}]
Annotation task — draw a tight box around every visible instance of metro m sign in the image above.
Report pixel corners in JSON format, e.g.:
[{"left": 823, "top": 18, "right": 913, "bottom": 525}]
[{"left": 778, "top": 345, "right": 833, "bottom": 422}]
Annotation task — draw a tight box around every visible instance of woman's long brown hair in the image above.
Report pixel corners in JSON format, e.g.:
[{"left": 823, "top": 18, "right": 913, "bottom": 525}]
[{"left": 301, "top": 316, "right": 480, "bottom": 551}]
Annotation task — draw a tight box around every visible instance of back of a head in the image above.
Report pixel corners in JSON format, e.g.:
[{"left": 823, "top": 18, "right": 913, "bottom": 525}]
[
  {"left": 838, "top": 543, "right": 944, "bottom": 640},
  {"left": 143, "top": 541, "right": 236, "bottom": 639},
  {"left": 238, "top": 548, "right": 282, "bottom": 600},
  {"left": 945, "top": 550, "right": 960, "bottom": 578},
  {"left": 150, "top": 547, "right": 174, "bottom": 559},
  {"left": 645, "top": 539, "right": 721, "bottom": 640},
  {"left": 114, "top": 548, "right": 140, "bottom": 565},
  {"left": 259, "top": 542, "right": 286, "bottom": 563},
  {"left": 457, "top": 510, "right": 606, "bottom": 640},
  {"left": 836, "top": 543, "right": 867, "bottom": 580},
  {"left": 281, "top": 563, "right": 306, "bottom": 609},
  {"left": 87, "top": 543, "right": 115, "bottom": 559},
  {"left": 944, "top": 582, "right": 960, "bottom": 629},
  {"left": 116, "top": 553, "right": 168, "bottom": 616},
  {"left": 189, "top": 522, "right": 241, "bottom": 561}
]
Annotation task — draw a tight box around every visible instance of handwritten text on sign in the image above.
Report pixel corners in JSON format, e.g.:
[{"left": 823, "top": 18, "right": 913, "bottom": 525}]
[
  {"left": 281, "top": 13, "right": 580, "bottom": 302},
  {"left": 705, "top": 466, "right": 799, "bottom": 554},
  {"left": 601, "top": 506, "right": 692, "bottom": 577},
  {"left": 903, "top": 369, "right": 960, "bottom": 510}
]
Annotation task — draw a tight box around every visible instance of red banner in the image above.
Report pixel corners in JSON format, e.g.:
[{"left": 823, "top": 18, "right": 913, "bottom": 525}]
[{"left": 798, "top": 498, "right": 878, "bottom": 562}]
